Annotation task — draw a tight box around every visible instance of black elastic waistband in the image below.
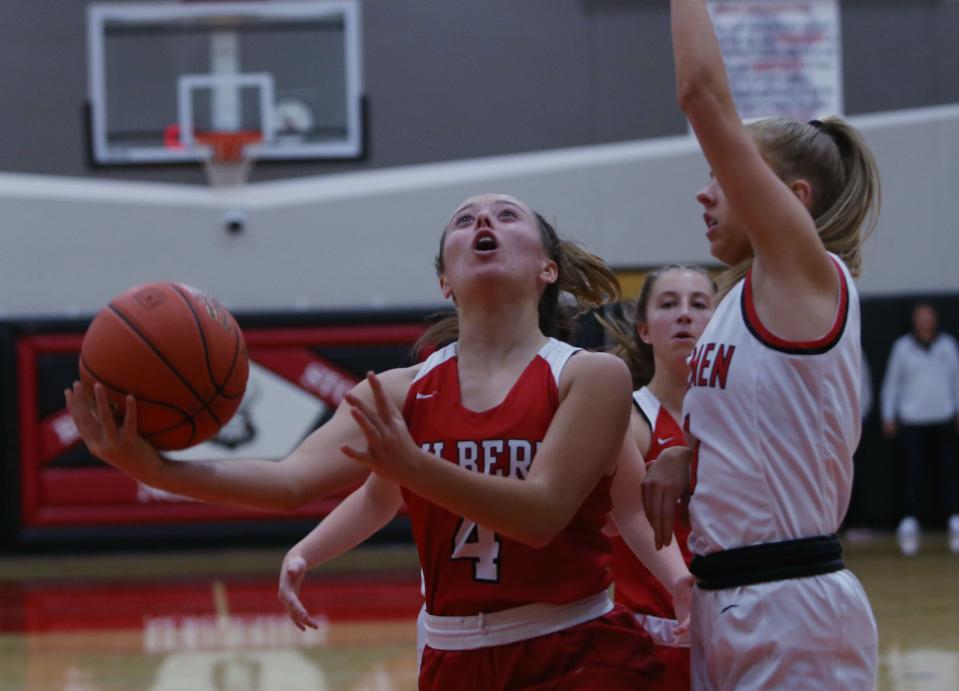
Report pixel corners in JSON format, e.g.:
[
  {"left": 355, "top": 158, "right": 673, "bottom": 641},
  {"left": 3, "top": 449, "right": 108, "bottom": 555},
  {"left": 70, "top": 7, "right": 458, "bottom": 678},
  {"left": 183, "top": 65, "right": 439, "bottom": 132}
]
[{"left": 690, "top": 535, "right": 843, "bottom": 591}]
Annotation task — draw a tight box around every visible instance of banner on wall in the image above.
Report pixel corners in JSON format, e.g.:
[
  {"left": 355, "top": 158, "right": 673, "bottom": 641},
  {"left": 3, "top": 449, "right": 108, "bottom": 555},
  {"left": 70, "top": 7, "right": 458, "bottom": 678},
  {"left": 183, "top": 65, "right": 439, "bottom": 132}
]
[
  {"left": 9, "top": 318, "right": 427, "bottom": 537},
  {"left": 708, "top": 0, "right": 843, "bottom": 121}
]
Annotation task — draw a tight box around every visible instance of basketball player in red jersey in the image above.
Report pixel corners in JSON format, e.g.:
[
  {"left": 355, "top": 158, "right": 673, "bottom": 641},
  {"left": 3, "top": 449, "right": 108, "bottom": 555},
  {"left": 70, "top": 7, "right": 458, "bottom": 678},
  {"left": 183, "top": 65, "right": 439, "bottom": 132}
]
[
  {"left": 642, "top": 2, "right": 881, "bottom": 689},
  {"left": 69, "top": 194, "right": 690, "bottom": 690},
  {"left": 603, "top": 265, "right": 715, "bottom": 690}
]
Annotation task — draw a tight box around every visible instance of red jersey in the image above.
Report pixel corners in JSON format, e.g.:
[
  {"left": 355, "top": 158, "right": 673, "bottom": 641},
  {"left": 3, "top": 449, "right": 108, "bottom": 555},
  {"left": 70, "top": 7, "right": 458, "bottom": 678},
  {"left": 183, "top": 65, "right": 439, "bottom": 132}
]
[
  {"left": 402, "top": 338, "right": 614, "bottom": 617},
  {"left": 612, "top": 387, "right": 692, "bottom": 615}
]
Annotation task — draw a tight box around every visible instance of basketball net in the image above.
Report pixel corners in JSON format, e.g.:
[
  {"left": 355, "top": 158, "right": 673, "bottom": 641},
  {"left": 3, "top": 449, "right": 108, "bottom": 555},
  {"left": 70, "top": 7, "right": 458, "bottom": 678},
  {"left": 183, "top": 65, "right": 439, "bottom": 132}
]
[{"left": 196, "top": 131, "right": 261, "bottom": 188}]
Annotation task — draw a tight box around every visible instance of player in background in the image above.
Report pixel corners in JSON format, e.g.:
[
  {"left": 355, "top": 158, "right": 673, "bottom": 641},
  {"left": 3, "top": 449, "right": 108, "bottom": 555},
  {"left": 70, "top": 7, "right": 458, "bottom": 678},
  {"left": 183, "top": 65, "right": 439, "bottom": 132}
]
[
  {"left": 69, "top": 193, "right": 690, "bottom": 690},
  {"left": 601, "top": 265, "right": 715, "bottom": 689},
  {"left": 641, "top": 1, "right": 881, "bottom": 689}
]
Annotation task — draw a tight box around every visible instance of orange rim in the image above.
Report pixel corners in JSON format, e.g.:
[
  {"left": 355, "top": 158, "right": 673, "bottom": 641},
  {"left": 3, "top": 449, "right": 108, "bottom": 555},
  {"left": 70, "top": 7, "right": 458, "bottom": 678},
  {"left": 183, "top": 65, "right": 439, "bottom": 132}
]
[{"left": 194, "top": 131, "right": 262, "bottom": 161}]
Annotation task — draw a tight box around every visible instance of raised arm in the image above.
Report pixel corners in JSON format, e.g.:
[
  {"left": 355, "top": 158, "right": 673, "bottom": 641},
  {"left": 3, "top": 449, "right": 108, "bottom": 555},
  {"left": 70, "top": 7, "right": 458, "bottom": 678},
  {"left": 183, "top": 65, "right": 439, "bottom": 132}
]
[
  {"left": 671, "top": 0, "right": 838, "bottom": 321},
  {"left": 278, "top": 474, "right": 402, "bottom": 630},
  {"left": 64, "top": 367, "right": 416, "bottom": 511},
  {"left": 343, "top": 352, "right": 633, "bottom": 548}
]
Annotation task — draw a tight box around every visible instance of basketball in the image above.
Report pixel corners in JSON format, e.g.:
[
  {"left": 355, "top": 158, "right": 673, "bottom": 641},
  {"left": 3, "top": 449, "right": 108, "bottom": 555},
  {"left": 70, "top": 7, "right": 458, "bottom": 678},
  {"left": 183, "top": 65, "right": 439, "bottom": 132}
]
[{"left": 79, "top": 282, "right": 249, "bottom": 451}]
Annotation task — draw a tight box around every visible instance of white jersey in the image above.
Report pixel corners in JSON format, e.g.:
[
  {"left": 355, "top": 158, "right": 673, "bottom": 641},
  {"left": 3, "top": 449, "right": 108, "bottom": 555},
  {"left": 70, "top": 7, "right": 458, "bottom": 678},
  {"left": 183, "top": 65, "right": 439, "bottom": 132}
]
[{"left": 684, "top": 256, "right": 861, "bottom": 556}]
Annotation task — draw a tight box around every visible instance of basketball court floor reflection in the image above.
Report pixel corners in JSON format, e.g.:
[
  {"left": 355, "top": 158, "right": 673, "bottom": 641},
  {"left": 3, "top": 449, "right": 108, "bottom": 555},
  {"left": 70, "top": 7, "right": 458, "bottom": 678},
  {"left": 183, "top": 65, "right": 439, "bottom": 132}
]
[
  {"left": 0, "top": 537, "right": 956, "bottom": 690},
  {"left": 0, "top": 547, "right": 421, "bottom": 691}
]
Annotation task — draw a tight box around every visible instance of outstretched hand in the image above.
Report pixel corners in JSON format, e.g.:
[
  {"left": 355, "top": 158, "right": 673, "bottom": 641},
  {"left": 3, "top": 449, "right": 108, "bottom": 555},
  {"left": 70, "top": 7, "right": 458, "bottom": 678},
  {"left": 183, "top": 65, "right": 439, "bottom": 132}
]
[
  {"left": 64, "top": 381, "right": 162, "bottom": 478},
  {"left": 642, "top": 445, "right": 692, "bottom": 549},
  {"left": 278, "top": 554, "right": 321, "bottom": 631},
  {"left": 341, "top": 372, "right": 424, "bottom": 484}
]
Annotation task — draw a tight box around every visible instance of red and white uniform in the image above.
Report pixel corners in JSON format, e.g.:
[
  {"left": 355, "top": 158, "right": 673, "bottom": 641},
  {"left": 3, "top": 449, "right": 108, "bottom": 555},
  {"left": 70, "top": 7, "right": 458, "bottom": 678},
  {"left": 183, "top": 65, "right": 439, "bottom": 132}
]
[
  {"left": 611, "top": 387, "right": 692, "bottom": 689},
  {"left": 403, "top": 338, "right": 660, "bottom": 690},
  {"left": 682, "top": 257, "right": 877, "bottom": 690}
]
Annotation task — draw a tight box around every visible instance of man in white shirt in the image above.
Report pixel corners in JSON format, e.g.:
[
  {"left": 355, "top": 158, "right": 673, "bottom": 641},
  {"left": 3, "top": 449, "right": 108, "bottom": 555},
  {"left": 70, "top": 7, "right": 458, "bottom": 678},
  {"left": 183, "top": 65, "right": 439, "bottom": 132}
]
[{"left": 881, "top": 303, "right": 959, "bottom": 555}]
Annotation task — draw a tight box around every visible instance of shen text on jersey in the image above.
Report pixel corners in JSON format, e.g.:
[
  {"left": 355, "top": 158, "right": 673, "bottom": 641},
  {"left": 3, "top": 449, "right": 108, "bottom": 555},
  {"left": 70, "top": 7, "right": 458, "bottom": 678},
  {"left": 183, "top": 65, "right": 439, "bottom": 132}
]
[{"left": 688, "top": 343, "right": 736, "bottom": 390}]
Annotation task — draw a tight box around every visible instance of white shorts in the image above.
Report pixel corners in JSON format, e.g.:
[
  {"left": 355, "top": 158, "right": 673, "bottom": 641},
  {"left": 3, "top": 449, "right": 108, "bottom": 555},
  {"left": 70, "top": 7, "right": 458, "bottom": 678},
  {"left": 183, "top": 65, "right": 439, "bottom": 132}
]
[{"left": 691, "top": 569, "right": 877, "bottom": 690}]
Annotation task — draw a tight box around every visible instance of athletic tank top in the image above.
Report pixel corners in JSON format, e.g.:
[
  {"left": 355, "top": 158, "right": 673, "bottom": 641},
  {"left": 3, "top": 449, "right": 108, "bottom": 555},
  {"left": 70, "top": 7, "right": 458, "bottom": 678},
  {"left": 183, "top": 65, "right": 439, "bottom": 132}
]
[
  {"left": 402, "top": 338, "right": 614, "bottom": 616},
  {"left": 612, "top": 387, "right": 691, "bottom": 617},
  {"left": 684, "top": 256, "right": 861, "bottom": 556}
]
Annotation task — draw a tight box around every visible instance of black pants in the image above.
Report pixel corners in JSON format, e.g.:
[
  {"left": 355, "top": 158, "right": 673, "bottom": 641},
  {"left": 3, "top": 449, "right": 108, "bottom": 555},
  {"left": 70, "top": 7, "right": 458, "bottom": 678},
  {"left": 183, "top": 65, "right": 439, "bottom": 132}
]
[{"left": 899, "top": 420, "right": 959, "bottom": 519}]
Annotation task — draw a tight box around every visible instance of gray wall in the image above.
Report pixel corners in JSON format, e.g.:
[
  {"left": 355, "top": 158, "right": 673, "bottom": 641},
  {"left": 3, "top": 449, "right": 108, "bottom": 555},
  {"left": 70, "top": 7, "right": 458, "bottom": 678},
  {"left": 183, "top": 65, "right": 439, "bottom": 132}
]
[
  {"left": 1, "top": 1, "right": 958, "bottom": 184},
  {"left": 2, "top": 104, "right": 958, "bottom": 318}
]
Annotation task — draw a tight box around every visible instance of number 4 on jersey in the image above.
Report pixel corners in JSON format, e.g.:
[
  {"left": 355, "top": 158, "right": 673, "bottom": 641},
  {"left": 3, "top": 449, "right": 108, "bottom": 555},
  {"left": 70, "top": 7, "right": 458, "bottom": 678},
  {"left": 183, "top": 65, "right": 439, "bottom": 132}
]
[{"left": 452, "top": 518, "right": 501, "bottom": 582}]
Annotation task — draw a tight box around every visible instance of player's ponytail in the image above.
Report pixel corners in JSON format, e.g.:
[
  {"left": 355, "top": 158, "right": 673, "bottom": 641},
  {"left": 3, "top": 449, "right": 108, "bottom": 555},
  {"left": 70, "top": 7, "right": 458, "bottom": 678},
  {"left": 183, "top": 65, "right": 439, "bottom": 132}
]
[
  {"left": 808, "top": 117, "right": 881, "bottom": 277},
  {"left": 599, "top": 305, "right": 654, "bottom": 391},
  {"left": 717, "top": 116, "right": 881, "bottom": 299},
  {"left": 540, "top": 213, "right": 621, "bottom": 340},
  {"left": 416, "top": 212, "right": 620, "bottom": 354}
]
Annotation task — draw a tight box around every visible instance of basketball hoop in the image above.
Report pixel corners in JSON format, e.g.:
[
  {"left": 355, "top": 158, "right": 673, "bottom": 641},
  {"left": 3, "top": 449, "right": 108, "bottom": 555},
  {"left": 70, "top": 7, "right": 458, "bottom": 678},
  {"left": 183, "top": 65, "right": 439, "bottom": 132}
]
[{"left": 196, "top": 131, "right": 261, "bottom": 188}]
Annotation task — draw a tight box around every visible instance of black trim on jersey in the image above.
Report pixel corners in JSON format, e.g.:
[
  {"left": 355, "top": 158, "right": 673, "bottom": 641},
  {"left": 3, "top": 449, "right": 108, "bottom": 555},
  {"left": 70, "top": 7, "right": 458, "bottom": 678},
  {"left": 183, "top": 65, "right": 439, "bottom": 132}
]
[
  {"left": 739, "top": 261, "right": 850, "bottom": 356},
  {"left": 691, "top": 534, "right": 844, "bottom": 590},
  {"left": 632, "top": 398, "right": 653, "bottom": 431}
]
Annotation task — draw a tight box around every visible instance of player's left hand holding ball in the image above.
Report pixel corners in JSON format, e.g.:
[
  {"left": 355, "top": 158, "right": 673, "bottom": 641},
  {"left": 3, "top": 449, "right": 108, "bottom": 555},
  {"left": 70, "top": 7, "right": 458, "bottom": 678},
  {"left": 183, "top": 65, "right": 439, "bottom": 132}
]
[{"left": 65, "top": 381, "right": 163, "bottom": 481}]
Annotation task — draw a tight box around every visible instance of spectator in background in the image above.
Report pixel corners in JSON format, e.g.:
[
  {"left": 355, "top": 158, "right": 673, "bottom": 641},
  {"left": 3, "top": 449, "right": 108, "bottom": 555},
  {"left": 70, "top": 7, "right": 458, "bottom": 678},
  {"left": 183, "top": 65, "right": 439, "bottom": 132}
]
[{"left": 881, "top": 303, "right": 959, "bottom": 555}]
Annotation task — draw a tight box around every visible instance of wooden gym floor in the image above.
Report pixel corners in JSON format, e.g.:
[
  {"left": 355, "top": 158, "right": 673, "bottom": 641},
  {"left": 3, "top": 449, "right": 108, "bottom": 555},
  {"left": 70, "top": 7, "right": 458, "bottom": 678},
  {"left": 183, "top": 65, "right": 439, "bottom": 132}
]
[{"left": 0, "top": 533, "right": 956, "bottom": 690}]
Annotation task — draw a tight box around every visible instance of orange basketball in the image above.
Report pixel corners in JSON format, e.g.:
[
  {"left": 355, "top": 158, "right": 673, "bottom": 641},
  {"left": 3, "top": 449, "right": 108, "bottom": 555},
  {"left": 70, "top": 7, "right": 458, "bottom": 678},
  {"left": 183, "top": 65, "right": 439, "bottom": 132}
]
[{"left": 79, "top": 282, "right": 249, "bottom": 450}]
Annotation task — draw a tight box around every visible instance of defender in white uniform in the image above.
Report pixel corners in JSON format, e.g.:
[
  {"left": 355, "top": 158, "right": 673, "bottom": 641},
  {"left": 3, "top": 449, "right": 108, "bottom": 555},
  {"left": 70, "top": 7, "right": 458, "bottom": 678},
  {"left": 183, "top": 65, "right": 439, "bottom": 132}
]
[
  {"left": 644, "top": 2, "right": 883, "bottom": 689},
  {"left": 683, "top": 258, "right": 877, "bottom": 689}
]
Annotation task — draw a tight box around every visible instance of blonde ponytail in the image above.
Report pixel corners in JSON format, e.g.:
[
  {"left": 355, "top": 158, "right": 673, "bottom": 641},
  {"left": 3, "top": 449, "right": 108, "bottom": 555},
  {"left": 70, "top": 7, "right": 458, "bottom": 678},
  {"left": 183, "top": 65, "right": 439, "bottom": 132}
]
[{"left": 717, "top": 116, "right": 881, "bottom": 300}]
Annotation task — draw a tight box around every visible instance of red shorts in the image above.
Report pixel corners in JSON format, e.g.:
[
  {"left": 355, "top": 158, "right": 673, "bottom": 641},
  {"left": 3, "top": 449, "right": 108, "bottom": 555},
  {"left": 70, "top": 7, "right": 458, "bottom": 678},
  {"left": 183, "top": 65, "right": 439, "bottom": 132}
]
[
  {"left": 611, "top": 535, "right": 691, "bottom": 689},
  {"left": 645, "top": 644, "right": 690, "bottom": 691},
  {"left": 418, "top": 605, "right": 662, "bottom": 690}
]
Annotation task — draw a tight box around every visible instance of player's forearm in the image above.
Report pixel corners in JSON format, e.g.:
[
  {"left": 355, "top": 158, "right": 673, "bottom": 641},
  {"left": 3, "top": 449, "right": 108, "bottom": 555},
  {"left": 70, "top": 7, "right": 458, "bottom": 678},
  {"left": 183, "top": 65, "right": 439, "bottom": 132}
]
[
  {"left": 879, "top": 368, "right": 899, "bottom": 424},
  {"left": 143, "top": 441, "right": 367, "bottom": 512},
  {"left": 616, "top": 512, "right": 690, "bottom": 597},
  {"left": 145, "top": 456, "right": 316, "bottom": 512},
  {"left": 402, "top": 450, "right": 576, "bottom": 548},
  {"left": 290, "top": 480, "right": 400, "bottom": 568},
  {"left": 671, "top": 0, "right": 732, "bottom": 114}
]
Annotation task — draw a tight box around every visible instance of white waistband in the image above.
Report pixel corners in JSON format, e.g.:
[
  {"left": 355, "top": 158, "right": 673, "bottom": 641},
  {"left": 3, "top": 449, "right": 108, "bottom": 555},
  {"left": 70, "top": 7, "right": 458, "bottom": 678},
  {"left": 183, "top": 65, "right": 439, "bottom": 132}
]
[{"left": 423, "top": 590, "right": 614, "bottom": 651}]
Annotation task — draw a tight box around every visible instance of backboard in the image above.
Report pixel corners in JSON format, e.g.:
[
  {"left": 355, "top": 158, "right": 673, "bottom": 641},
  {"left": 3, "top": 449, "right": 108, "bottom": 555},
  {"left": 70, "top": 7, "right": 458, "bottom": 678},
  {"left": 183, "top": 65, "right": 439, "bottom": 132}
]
[{"left": 87, "top": 1, "right": 363, "bottom": 164}]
